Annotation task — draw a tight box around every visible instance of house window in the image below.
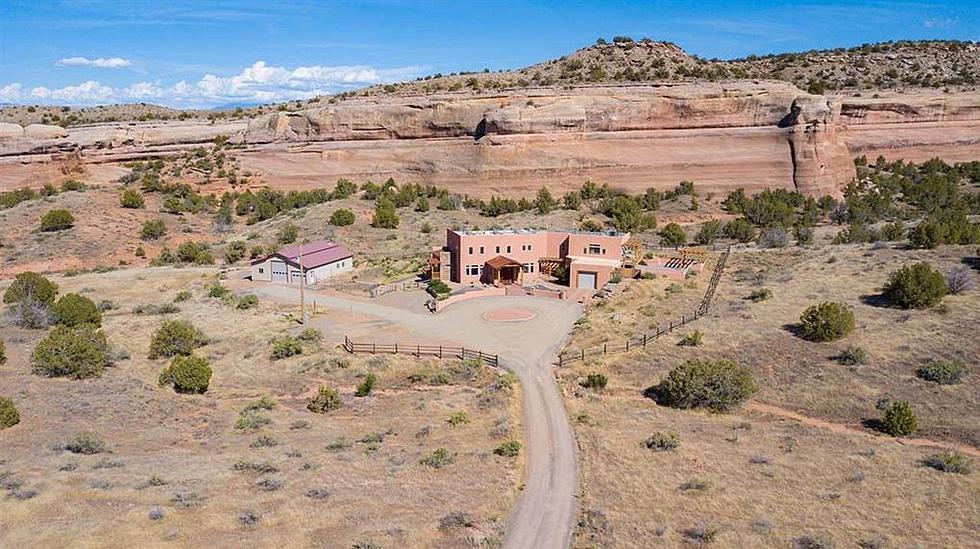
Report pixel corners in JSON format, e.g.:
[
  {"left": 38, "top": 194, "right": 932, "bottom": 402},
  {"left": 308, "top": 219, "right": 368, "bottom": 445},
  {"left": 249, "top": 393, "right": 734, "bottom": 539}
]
[
  {"left": 465, "top": 264, "right": 481, "bottom": 276},
  {"left": 468, "top": 246, "right": 473, "bottom": 254},
  {"left": 496, "top": 246, "right": 501, "bottom": 254},
  {"left": 506, "top": 245, "right": 511, "bottom": 253},
  {"left": 586, "top": 244, "right": 602, "bottom": 255},
  {"left": 523, "top": 263, "right": 535, "bottom": 273},
  {"left": 479, "top": 246, "right": 485, "bottom": 254},
  {"left": 258, "top": 268, "right": 264, "bottom": 273},
  {"left": 527, "top": 244, "right": 532, "bottom": 251}
]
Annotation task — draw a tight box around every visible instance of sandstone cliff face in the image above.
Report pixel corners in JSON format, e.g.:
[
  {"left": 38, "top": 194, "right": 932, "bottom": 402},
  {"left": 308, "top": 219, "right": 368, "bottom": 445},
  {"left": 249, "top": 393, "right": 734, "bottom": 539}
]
[{"left": 243, "top": 82, "right": 856, "bottom": 196}]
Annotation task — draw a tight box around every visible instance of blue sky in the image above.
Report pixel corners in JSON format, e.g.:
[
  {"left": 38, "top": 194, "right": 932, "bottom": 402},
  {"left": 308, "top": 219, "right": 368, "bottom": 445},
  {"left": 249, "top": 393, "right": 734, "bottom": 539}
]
[{"left": 1, "top": 0, "right": 977, "bottom": 108}]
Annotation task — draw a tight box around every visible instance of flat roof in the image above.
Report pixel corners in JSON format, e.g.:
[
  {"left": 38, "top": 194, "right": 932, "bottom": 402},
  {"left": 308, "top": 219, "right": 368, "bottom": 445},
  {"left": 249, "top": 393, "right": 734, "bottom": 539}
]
[
  {"left": 451, "top": 228, "right": 627, "bottom": 237},
  {"left": 567, "top": 255, "right": 622, "bottom": 267}
]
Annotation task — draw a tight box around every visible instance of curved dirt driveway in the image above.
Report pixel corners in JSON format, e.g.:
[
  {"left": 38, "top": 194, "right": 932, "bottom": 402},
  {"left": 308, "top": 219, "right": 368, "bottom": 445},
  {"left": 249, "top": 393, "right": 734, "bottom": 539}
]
[{"left": 248, "top": 285, "right": 582, "bottom": 548}]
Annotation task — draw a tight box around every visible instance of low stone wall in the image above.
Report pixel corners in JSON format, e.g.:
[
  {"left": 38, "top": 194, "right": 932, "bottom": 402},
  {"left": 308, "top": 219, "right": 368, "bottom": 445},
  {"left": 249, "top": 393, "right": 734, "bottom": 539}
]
[{"left": 434, "top": 287, "right": 506, "bottom": 312}]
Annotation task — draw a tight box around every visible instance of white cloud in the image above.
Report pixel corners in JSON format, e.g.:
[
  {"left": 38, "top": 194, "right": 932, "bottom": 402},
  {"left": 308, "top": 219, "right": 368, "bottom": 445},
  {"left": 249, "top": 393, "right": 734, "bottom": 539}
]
[
  {"left": 58, "top": 56, "right": 133, "bottom": 69},
  {"left": 0, "top": 83, "right": 25, "bottom": 102},
  {"left": 0, "top": 60, "right": 421, "bottom": 108}
]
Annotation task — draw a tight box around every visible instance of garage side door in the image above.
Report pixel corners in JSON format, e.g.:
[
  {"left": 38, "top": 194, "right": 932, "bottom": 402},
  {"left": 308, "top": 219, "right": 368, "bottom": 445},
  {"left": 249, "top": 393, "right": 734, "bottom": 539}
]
[
  {"left": 270, "top": 260, "right": 288, "bottom": 283},
  {"left": 576, "top": 271, "right": 597, "bottom": 290}
]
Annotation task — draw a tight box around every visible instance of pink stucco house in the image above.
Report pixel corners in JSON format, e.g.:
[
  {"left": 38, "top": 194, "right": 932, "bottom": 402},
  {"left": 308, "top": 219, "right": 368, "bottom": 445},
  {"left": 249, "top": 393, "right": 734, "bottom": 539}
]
[{"left": 430, "top": 228, "right": 630, "bottom": 290}]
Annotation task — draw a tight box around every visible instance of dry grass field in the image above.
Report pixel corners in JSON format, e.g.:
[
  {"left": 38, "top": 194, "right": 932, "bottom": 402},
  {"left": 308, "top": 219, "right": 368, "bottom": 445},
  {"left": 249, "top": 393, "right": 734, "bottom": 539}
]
[
  {"left": 558, "top": 243, "right": 979, "bottom": 547},
  {"left": 0, "top": 268, "right": 524, "bottom": 548}
]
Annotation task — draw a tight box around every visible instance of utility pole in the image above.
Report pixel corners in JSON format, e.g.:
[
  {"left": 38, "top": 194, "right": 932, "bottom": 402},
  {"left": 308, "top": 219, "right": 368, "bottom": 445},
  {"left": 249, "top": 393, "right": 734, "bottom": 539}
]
[{"left": 298, "top": 241, "right": 307, "bottom": 325}]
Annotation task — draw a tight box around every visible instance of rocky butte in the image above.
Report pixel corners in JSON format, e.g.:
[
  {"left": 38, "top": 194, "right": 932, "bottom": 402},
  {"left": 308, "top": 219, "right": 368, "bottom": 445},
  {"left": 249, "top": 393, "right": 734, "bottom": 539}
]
[{"left": 2, "top": 41, "right": 979, "bottom": 198}]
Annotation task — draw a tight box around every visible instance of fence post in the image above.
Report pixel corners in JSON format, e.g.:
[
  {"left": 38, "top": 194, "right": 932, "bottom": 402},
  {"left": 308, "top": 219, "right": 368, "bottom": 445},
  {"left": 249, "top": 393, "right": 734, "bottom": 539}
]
[
  {"left": 439, "top": 346, "right": 443, "bottom": 359},
  {"left": 372, "top": 342, "right": 376, "bottom": 354},
  {"left": 394, "top": 343, "right": 398, "bottom": 355},
  {"left": 626, "top": 340, "right": 629, "bottom": 352},
  {"left": 417, "top": 344, "right": 420, "bottom": 357},
  {"left": 603, "top": 343, "right": 607, "bottom": 354},
  {"left": 581, "top": 349, "right": 585, "bottom": 361},
  {"left": 643, "top": 334, "right": 647, "bottom": 347}
]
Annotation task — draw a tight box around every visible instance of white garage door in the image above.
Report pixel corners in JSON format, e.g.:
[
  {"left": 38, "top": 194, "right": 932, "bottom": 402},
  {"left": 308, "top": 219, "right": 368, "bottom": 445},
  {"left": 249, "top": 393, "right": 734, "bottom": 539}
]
[
  {"left": 576, "top": 271, "right": 597, "bottom": 290},
  {"left": 270, "top": 260, "right": 288, "bottom": 283}
]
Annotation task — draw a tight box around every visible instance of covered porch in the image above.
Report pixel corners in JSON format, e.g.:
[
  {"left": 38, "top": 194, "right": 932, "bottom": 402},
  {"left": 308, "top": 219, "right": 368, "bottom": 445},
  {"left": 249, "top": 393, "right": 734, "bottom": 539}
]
[{"left": 484, "top": 255, "right": 524, "bottom": 286}]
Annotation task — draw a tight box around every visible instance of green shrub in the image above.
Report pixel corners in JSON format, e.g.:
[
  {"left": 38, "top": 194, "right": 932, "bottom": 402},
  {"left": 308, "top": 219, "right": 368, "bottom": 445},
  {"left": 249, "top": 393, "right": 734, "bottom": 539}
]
[
  {"left": 916, "top": 360, "right": 966, "bottom": 385},
  {"left": 159, "top": 355, "right": 212, "bottom": 394},
  {"left": 53, "top": 293, "right": 102, "bottom": 327},
  {"left": 235, "top": 411, "right": 271, "bottom": 431},
  {"left": 244, "top": 396, "right": 277, "bottom": 412},
  {"left": 882, "top": 400, "right": 917, "bottom": 436},
  {"left": 723, "top": 218, "right": 756, "bottom": 242},
  {"left": 330, "top": 209, "right": 356, "bottom": 226},
  {"left": 208, "top": 283, "right": 230, "bottom": 298},
  {"left": 694, "top": 220, "right": 722, "bottom": 245},
  {"left": 148, "top": 319, "right": 207, "bottom": 359},
  {"left": 371, "top": 197, "right": 399, "bottom": 229},
  {"left": 40, "top": 209, "right": 75, "bottom": 231},
  {"left": 644, "top": 431, "right": 680, "bottom": 452},
  {"left": 141, "top": 219, "right": 167, "bottom": 240},
  {"left": 678, "top": 330, "right": 703, "bottom": 347},
  {"left": 236, "top": 295, "right": 259, "bottom": 310},
  {"left": 836, "top": 346, "right": 868, "bottom": 366},
  {"left": 746, "top": 288, "right": 772, "bottom": 302},
  {"left": 652, "top": 359, "right": 758, "bottom": 412},
  {"left": 419, "top": 447, "right": 456, "bottom": 468},
  {"left": 882, "top": 262, "right": 947, "bottom": 309},
  {"left": 581, "top": 372, "right": 608, "bottom": 390},
  {"left": 658, "top": 223, "right": 687, "bottom": 246},
  {"left": 31, "top": 325, "right": 109, "bottom": 379},
  {"left": 447, "top": 411, "right": 470, "bottom": 427},
  {"left": 224, "top": 241, "right": 246, "bottom": 263},
  {"left": 277, "top": 223, "right": 299, "bottom": 244},
  {"left": 921, "top": 450, "right": 972, "bottom": 474},
  {"left": 173, "top": 290, "right": 192, "bottom": 303},
  {"left": 120, "top": 188, "right": 146, "bottom": 208},
  {"left": 3, "top": 272, "right": 58, "bottom": 305},
  {"left": 0, "top": 339, "right": 5, "bottom": 365},
  {"left": 270, "top": 336, "right": 302, "bottom": 360},
  {"left": 427, "top": 279, "right": 451, "bottom": 297},
  {"left": 65, "top": 431, "right": 106, "bottom": 454},
  {"left": 494, "top": 440, "right": 521, "bottom": 457},
  {"left": 355, "top": 373, "right": 377, "bottom": 397},
  {"left": 307, "top": 386, "right": 342, "bottom": 413},
  {"left": 799, "top": 302, "right": 855, "bottom": 342},
  {"left": 297, "top": 328, "right": 322, "bottom": 343},
  {"left": 0, "top": 397, "right": 19, "bottom": 430}
]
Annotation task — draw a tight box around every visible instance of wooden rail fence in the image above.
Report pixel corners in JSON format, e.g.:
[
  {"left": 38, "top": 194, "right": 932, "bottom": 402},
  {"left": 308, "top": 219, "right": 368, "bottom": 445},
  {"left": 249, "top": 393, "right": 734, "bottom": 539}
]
[
  {"left": 557, "top": 245, "right": 731, "bottom": 367},
  {"left": 343, "top": 336, "right": 499, "bottom": 368}
]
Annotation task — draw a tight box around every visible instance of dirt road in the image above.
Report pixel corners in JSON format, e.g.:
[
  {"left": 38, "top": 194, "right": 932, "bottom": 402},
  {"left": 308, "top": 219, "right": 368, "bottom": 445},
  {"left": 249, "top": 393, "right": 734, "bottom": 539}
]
[{"left": 248, "top": 284, "right": 582, "bottom": 548}]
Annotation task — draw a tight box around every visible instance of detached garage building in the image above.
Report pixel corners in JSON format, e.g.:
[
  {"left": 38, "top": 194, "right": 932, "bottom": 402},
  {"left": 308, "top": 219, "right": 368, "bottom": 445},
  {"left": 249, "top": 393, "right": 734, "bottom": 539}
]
[{"left": 250, "top": 240, "right": 353, "bottom": 285}]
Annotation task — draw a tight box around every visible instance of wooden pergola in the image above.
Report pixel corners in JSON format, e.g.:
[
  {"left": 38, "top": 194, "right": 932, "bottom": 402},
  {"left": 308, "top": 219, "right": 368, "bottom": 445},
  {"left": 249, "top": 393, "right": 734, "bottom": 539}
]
[{"left": 485, "top": 255, "right": 523, "bottom": 286}]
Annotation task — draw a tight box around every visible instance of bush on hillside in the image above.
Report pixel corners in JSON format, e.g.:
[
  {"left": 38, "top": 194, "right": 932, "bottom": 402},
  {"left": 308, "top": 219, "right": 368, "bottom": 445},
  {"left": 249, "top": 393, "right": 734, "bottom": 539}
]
[
  {"left": 371, "top": 197, "right": 400, "bottom": 229},
  {"left": 3, "top": 272, "right": 58, "bottom": 305},
  {"left": 31, "top": 325, "right": 110, "bottom": 379},
  {"left": 799, "top": 302, "right": 855, "bottom": 342},
  {"left": 53, "top": 293, "right": 102, "bottom": 327},
  {"left": 6, "top": 296, "right": 54, "bottom": 329},
  {"left": 651, "top": 359, "right": 757, "bottom": 412},
  {"left": 270, "top": 336, "right": 302, "bottom": 360},
  {"left": 0, "top": 339, "right": 6, "bottom": 365},
  {"left": 882, "top": 400, "right": 917, "bottom": 436},
  {"left": 159, "top": 355, "right": 212, "bottom": 394},
  {"left": 120, "top": 188, "right": 146, "bottom": 208},
  {"left": 758, "top": 227, "right": 789, "bottom": 248},
  {"left": 658, "top": 223, "right": 687, "bottom": 247},
  {"left": 581, "top": 372, "right": 608, "bottom": 390},
  {"left": 916, "top": 360, "right": 966, "bottom": 385},
  {"left": 921, "top": 450, "right": 972, "bottom": 474},
  {"left": 494, "top": 440, "right": 521, "bottom": 457},
  {"left": 141, "top": 219, "right": 167, "bottom": 240},
  {"left": 644, "top": 431, "right": 680, "bottom": 452},
  {"left": 881, "top": 262, "right": 947, "bottom": 309},
  {"left": 64, "top": 431, "right": 107, "bottom": 454},
  {"left": 355, "top": 373, "right": 377, "bottom": 397},
  {"left": 945, "top": 266, "right": 975, "bottom": 294},
  {"left": 307, "top": 386, "right": 342, "bottom": 413},
  {"left": 329, "top": 208, "right": 355, "bottom": 226},
  {"left": 836, "top": 346, "right": 868, "bottom": 366},
  {"left": 277, "top": 223, "right": 299, "bottom": 244},
  {"left": 148, "top": 319, "right": 207, "bottom": 358},
  {"left": 0, "top": 396, "right": 19, "bottom": 430},
  {"left": 224, "top": 241, "right": 246, "bottom": 264},
  {"left": 40, "top": 209, "right": 75, "bottom": 231},
  {"left": 723, "top": 218, "right": 756, "bottom": 242},
  {"left": 694, "top": 220, "right": 722, "bottom": 245}
]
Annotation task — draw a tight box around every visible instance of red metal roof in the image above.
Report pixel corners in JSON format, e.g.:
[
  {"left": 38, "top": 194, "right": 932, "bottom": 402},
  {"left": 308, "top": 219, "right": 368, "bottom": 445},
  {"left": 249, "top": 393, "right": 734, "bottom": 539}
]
[{"left": 276, "top": 240, "right": 352, "bottom": 269}]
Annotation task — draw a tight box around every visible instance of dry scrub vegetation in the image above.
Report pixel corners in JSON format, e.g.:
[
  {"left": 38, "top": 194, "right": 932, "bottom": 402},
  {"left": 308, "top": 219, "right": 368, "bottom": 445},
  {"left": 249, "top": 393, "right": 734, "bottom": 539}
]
[
  {"left": 0, "top": 268, "right": 523, "bottom": 547},
  {"left": 559, "top": 244, "right": 978, "bottom": 547}
]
